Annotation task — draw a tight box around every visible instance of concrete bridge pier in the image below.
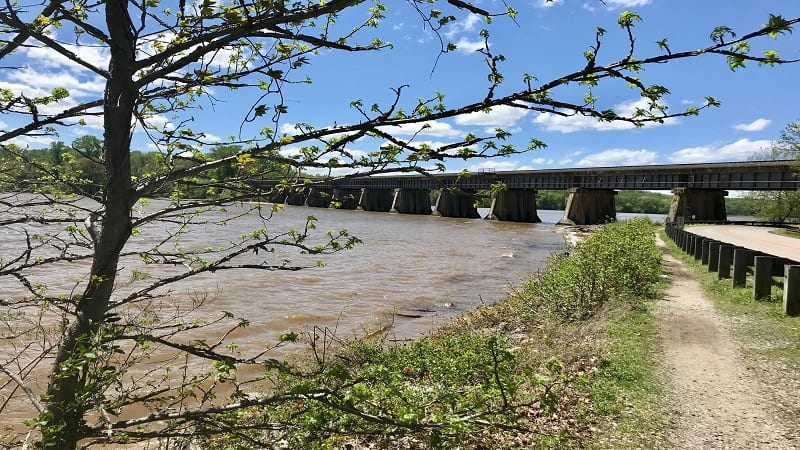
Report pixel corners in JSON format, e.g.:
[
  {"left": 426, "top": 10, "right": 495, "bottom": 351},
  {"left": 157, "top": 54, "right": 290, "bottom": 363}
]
[
  {"left": 305, "top": 187, "right": 332, "bottom": 208},
  {"left": 391, "top": 189, "right": 432, "bottom": 215},
  {"left": 486, "top": 189, "right": 541, "bottom": 222},
  {"left": 434, "top": 189, "right": 480, "bottom": 219},
  {"left": 668, "top": 188, "right": 728, "bottom": 225},
  {"left": 285, "top": 188, "right": 308, "bottom": 206},
  {"left": 330, "top": 188, "right": 361, "bottom": 210},
  {"left": 558, "top": 188, "right": 617, "bottom": 225},
  {"left": 265, "top": 188, "right": 288, "bottom": 204},
  {"left": 357, "top": 188, "right": 395, "bottom": 212}
]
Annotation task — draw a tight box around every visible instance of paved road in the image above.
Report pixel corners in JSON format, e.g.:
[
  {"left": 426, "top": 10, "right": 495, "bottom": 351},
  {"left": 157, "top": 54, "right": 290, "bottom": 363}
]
[{"left": 690, "top": 225, "right": 800, "bottom": 262}]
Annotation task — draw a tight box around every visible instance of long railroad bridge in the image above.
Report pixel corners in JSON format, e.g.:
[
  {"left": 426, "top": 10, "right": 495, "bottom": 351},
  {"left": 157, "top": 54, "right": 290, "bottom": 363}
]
[{"left": 256, "top": 160, "right": 799, "bottom": 226}]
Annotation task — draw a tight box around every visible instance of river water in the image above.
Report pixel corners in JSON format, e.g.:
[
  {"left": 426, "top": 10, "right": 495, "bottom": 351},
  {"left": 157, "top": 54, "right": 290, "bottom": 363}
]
[
  {"left": 2, "top": 197, "right": 669, "bottom": 432},
  {"left": 0, "top": 199, "right": 571, "bottom": 356},
  {"left": 126, "top": 203, "right": 571, "bottom": 347}
]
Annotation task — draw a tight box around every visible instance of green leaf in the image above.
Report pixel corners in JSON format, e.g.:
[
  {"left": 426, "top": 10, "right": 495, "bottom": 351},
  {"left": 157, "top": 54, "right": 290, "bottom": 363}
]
[{"left": 618, "top": 11, "right": 642, "bottom": 28}]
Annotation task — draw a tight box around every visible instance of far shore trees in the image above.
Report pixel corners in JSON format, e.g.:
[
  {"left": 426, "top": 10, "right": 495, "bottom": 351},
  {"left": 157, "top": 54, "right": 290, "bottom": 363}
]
[
  {"left": 1, "top": 1, "right": 799, "bottom": 448},
  {"left": 748, "top": 120, "right": 800, "bottom": 222}
]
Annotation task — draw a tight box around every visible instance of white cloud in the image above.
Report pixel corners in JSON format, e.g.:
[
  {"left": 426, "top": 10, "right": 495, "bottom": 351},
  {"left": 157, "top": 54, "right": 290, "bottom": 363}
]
[
  {"left": 669, "top": 139, "right": 772, "bottom": 163},
  {"left": 7, "top": 67, "right": 104, "bottom": 97},
  {"left": 8, "top": 135, "right": 56, "bottom": 148},
  {"left": 533, "top": 98, "right": 678, "bottom": 133},
  {"left": 446, "top": 13, "right": 483, "bottom": 38},
  {"left": 733, "top": 118, "right": 771, "bottom": 132},
  {"left": 452, "top": 38, "right": 484, "bottom": 54},
  {"left": 136, "top": 114, "right": 175, "bottom": 133},
  {"left": 380, "top": 120, "right": 463, "bottom": 138},
  {"left": 576, "top": 148, "right": 658, "bottom": 167},
  {"left": 24, "top": 42, "right": 110, "bottom": 72},
  {"left": 202, "top": 133, "right": 223, "bottom": 144},
  {"left": 531, "top": 157, "right": 554, "bottom": 165},
  {"left": 604, "top": 0, "right": 652, "bottom": 8},
  {"left": 536, "top": 0, "right": 563, "bottom": 8},
  {"left": 455, "top": 105, "right": 529, "bottom": 128}
]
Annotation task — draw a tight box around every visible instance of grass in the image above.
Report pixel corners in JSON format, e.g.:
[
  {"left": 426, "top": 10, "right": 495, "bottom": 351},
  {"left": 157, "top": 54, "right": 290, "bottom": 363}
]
[
  {"left": 770, "top": 226, "right": 800, "bottom": 239},
  {"left": 580, "top": 306, "right": 670, "bottom": 450}
]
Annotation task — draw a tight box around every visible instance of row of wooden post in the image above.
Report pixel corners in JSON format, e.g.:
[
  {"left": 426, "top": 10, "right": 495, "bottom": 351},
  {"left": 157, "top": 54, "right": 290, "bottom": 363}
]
[{"left": 664, "top": 223, "right": 800, "bottom": 316}]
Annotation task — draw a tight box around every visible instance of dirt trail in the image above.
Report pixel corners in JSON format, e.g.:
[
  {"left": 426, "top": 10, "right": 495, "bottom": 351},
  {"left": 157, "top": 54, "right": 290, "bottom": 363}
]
[{"left": 656, "top": 239, "right": 798, "bottom": 449}]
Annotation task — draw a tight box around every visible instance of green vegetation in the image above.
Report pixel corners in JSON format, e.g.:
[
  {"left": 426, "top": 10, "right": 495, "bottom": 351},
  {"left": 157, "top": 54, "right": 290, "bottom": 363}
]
[
  {"left": 771, "top": 226, "right": 800, "bottom": 239},
  {"left": 200, "top": 219, "right": 668, "bottom": 449},
  {"left": 746, "top": 120, "right": 800, "bottom": 222},
  {"left": 0, "top": 139, "right": 289, "bottom": 199}
]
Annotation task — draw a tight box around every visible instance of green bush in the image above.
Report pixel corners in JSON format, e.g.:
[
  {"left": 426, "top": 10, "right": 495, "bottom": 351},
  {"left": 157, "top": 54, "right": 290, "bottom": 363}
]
[{"left": 522, "top": 218, "right": 661, "bottom": 321}]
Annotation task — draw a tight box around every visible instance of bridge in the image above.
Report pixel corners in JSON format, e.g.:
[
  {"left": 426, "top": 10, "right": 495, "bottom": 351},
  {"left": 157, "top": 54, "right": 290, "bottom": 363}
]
[{"left": 256, "top": 160, "right": 800, "bottom": 225}]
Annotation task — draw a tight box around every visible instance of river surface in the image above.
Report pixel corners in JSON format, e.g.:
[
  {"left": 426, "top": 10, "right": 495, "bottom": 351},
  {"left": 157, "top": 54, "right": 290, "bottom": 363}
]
[
  {"left": 130, "top": 203, "right": 571, "bottom": 346},
  {"left": 1, "top": 199, "right": 574, "bottom": 356}
]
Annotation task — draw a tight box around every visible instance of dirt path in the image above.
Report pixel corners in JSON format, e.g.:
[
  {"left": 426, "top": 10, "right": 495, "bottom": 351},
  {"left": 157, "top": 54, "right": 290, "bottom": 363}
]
[{"left": 656, "top": 238, "right": 799, "bottom": 449}]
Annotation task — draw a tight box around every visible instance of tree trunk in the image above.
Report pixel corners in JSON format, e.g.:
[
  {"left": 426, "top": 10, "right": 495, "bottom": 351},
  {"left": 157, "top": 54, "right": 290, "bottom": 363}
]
[{"left": 42, "top": 0, "right": 137, "bottom": 447}]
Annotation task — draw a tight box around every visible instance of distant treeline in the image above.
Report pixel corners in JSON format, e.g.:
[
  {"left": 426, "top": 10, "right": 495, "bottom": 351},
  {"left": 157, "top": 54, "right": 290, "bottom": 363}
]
[
  {"left": 536, "top": 190, "right": 758, "bottom": 216},
  {"left": 0, "top": 138, "right": 286, "bottom": 199}
]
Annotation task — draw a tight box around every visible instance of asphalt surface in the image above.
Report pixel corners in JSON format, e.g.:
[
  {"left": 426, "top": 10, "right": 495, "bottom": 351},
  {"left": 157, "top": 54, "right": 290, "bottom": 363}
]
[{"left": 689, "top": 225, "right": 800, "bottom": 262}]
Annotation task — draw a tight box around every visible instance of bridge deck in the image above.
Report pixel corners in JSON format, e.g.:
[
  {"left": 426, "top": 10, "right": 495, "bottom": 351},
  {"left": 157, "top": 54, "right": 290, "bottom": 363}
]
[{"left": 259, "top": 160, "right": 799, "bottom": 191}]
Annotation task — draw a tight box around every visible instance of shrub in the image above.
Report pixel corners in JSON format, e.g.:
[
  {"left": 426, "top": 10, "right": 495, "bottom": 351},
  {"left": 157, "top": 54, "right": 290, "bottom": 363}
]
[{"left": 522, "top": 218, "right": 661, "bottom": 321}]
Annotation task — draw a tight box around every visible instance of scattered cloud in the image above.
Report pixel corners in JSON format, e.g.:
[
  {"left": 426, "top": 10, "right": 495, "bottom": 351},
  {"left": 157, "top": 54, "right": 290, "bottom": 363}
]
[
  {"left": 7, "top": 135, "right": 56, "bottom": 148},
  {"left": 452, "top": 37, "right": 484, "bottom": 54},
  {"left": 380, "top": 120, "right": 464, "bottom": 138},
  {"left": 200, "top": 133, "right": 223, "bottom": 145},
  {"left": 533, "top": 98, "right": 678, "bottom": 133},
  {"left": 531, "top": 157, "right": 554, "bottom": 166},
  {"left": 6, "top": 67, "right": 104, "bottom": 97},
  {"left": 455, "top": 105, "right": 529, "bottom": 128},
  {"left": 446, "top": 13, "right": 483, "bottom": 38},
  {"left": 535, "top": 0, "right": 563, "bottom": 8},
  {"left": 136, "top": 114, "right": 175, "bottom": 134},
  {"left": 24, "top": 42, "right": 110, "bottom": 72},
  {"left": 669, "top": 138, "right": 772, "bottom": 163},
  {"left": 576, "top": 148, "right": 658, "bottom": 167},
  {"left": 584, "top": 0, "right": 651, "bottom": 10},
  {"left": 733, "top": 118, "right": 771, "bottom": 132}
]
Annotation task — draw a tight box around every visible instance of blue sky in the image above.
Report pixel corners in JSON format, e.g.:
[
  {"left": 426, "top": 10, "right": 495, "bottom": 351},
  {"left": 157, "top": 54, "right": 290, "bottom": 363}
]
[{"left": 2, "top": 0, "right": 799, "bottom": 173}]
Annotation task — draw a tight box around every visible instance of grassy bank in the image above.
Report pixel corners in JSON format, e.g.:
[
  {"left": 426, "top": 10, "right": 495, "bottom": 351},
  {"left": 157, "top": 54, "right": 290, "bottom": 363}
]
[
  {"left": 660, "top": 233, "right": 800, "bottom": 427},
  {"left": 201, "top": 219, "right": 670, "bottom": 449}
]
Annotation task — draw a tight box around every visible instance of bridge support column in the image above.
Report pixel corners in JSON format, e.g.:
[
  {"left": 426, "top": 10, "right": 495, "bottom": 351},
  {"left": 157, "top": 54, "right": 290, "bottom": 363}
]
[
  {"left": 486, "top": 189, "right": 541, "bottom": 222},
  {"left": 330, "top": 188, "right": 361, "bottom": 210},
  {"left": 557, "top": 188, "right": 616, "bottom": 225},
  {"left": 667, "top": 188, "right": 728, "bottom": 225},
  {"left": 358, "top": 188, "right": 395, "bottom": 212},
  {"left": 391, "top": 189, "right": 432, "bottom": 215},
  {"left": 285, "top": 189, "right": 308, "bottom": 206},
  {"left": 434, "top": 189, "right": 480, "bottom": 219},
  {"left": 305, "top": 188, "right": 332, "bottom": 208}
]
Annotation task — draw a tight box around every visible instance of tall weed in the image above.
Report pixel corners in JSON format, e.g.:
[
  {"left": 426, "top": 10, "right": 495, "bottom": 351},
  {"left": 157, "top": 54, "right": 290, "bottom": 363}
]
[{"left": 523, "top": 218, "right": 661, "bottom": 321}]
